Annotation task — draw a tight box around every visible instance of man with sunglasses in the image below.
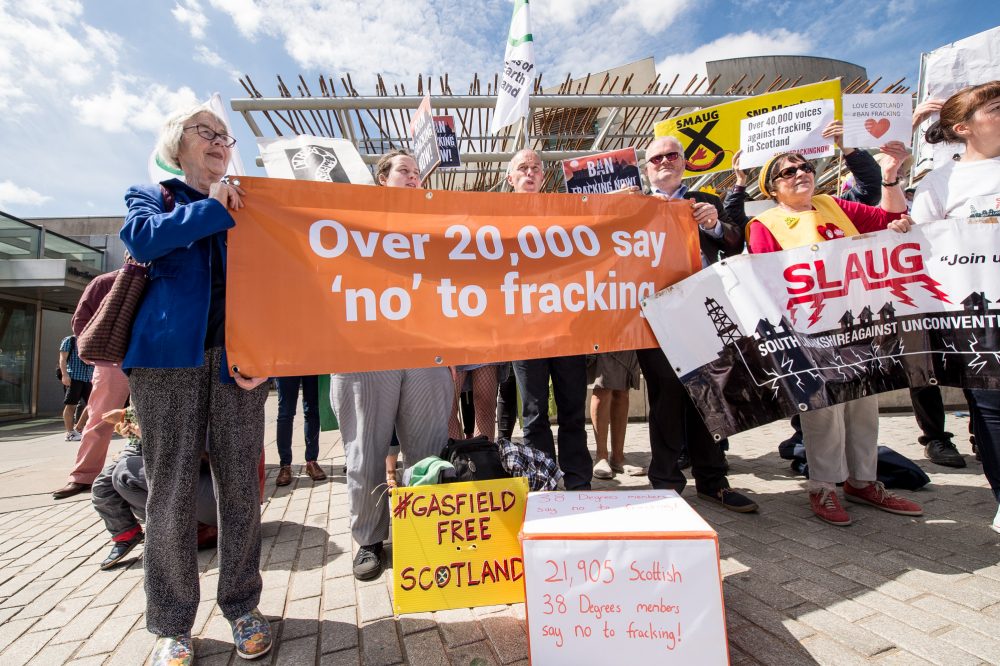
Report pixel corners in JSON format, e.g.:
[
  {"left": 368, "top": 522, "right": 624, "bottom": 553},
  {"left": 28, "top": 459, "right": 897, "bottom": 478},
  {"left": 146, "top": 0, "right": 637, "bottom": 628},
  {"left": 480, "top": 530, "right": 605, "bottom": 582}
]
[{"left": 632, "top": 135, "right": 758, "bottom": 512}]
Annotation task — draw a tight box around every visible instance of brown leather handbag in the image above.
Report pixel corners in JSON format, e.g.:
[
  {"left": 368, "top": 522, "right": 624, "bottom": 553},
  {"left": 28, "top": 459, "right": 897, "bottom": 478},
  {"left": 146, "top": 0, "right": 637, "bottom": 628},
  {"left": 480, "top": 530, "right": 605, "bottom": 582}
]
[
  {"left": 77, "top": 260, "right": 148, "bottom": 366},
  {"left": 77, "top": 185, "right": 173, "bottom": 366}
]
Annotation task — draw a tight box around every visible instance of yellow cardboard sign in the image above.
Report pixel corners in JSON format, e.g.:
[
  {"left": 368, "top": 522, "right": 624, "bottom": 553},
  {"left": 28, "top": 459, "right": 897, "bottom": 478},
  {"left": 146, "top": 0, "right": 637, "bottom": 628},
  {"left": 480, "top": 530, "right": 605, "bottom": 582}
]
[
  {"left": 654, "top": 79, "right": 843, "bottom": 177},
  {"left": 391, "top": 477, "right": 528, "bottom": 614}
]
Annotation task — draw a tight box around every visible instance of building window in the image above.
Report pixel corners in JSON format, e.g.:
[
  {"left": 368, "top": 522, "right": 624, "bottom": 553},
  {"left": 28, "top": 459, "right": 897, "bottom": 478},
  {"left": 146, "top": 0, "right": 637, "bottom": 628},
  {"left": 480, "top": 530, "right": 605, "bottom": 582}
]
[{"left": 0, "top": 299, "right": 36, "bottom": 419}]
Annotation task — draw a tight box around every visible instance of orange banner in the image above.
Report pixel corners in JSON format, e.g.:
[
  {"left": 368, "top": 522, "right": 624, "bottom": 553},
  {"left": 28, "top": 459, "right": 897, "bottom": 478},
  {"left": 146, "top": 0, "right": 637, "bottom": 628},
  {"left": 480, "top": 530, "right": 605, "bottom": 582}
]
[{"left": 225, "top": 177, "right": 700, "bottom": 376}]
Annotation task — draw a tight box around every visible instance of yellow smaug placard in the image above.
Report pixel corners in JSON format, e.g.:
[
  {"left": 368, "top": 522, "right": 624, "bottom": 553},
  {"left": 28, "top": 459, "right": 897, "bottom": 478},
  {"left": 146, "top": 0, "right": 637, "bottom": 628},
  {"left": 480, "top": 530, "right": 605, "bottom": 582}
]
[
  {"left": 391, "top": 477, "right": 529, "bottom": 614},
  {"left": 654, "top": 79, "right": 842, "bottom": 177}
]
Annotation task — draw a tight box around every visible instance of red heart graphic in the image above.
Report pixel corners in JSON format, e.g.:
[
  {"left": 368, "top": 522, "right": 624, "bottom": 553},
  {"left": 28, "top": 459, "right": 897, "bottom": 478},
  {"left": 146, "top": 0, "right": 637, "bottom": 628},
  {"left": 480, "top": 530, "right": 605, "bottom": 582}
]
[
  {"left": 816, "top": 223, "right": 845, "bottom": 240},
  {"left": 865, "top": 118, "right": 890, "bottom": 139}
]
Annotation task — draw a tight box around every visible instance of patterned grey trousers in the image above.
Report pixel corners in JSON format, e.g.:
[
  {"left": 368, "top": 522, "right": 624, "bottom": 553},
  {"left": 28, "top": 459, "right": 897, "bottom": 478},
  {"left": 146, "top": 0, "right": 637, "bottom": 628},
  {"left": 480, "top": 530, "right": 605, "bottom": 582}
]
[
  {"left": 129, "top": 347, "right": 268, "bottom": 637},
  {"left": 331, "top": 368, "right": 453, "bottom": 547}
]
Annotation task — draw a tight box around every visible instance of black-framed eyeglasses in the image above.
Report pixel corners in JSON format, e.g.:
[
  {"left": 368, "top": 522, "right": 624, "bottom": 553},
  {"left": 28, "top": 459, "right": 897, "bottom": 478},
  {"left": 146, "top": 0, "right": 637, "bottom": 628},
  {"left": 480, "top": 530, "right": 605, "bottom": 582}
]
[
  {"left": 648, "top": 151, "right": 682, "bottom": 166},
  {"left": 773, "top": 162, "right": 815, "bottom": 181},
  {"left": 183, "top": 124, "right": 236, "bottom": 147}
]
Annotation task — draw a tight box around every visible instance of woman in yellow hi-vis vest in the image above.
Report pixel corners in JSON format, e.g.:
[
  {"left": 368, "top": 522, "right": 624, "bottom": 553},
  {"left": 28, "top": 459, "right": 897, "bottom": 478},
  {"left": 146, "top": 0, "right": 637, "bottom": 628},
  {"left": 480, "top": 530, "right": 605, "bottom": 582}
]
[{"left": 747, "top": 147, "right": 920, "bottom": 527}]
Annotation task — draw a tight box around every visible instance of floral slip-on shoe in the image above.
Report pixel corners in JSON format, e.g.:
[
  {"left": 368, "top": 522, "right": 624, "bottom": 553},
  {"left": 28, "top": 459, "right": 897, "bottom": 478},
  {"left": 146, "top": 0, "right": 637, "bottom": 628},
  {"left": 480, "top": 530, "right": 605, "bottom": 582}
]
[
  {"left": 151, "top": 633, "right": 192, "bottom": 666},
  {"left": 231, "top": 608, "right": 272, "bottom": 660}
]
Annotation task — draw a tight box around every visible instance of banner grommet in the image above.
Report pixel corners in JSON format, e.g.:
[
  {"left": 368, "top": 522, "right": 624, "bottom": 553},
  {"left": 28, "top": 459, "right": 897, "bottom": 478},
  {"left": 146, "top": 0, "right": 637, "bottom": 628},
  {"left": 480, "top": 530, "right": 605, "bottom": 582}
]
[
  {"left": 928, "top": 377, "right": 939, "bottom": 386},
  {"left": 798, "top": 403, "right": 808, "bottom": 411}
]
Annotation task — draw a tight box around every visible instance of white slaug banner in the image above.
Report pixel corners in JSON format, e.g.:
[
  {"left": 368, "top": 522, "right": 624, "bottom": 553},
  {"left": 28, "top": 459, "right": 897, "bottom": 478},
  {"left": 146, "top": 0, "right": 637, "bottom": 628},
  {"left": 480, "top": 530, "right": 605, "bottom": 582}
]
[{"left": 641, "top": 218, "right": 1000, "bottom": 439}]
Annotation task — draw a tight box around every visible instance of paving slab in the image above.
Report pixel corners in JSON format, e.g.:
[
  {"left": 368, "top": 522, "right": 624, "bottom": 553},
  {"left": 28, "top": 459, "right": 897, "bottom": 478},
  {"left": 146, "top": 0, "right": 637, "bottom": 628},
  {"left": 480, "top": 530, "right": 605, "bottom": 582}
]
[{"left": 1, "top": 397, "right": 998, "bottom": 664}]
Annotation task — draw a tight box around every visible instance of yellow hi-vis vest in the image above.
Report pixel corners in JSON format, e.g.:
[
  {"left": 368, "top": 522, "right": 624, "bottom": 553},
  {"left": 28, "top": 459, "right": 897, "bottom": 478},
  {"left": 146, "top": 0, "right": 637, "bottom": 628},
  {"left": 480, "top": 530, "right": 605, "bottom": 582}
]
[{"left": 749, "top": 194, "right": 860, "bottom": 250}]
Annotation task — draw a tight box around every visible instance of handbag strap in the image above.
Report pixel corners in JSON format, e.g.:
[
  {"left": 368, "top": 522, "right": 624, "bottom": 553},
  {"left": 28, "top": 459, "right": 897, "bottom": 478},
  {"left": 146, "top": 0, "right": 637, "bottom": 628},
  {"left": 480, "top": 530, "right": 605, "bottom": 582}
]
[{"left": 159, "top": 184, "right": 175, "bottom": 213}]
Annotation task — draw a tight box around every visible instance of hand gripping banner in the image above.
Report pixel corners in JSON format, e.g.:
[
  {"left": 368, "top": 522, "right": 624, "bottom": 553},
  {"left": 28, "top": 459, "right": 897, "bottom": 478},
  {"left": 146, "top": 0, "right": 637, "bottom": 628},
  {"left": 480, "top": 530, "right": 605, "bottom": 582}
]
[
  {"left": 641, "top": 218, "right": 1000, "bottom": 440},
  {"left": 225, "top": 177, "right": 700, "bottom": 376}
]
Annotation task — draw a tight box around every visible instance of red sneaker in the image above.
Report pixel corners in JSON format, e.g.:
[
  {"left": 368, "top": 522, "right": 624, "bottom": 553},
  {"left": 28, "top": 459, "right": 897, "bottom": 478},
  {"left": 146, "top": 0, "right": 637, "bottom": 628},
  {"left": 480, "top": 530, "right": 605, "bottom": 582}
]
[
  {"left": 843, "top": 481, "right": 923, "bottom": 516},
  {"left": 809, "top": 488, "right": 851, "bottom": 526}
]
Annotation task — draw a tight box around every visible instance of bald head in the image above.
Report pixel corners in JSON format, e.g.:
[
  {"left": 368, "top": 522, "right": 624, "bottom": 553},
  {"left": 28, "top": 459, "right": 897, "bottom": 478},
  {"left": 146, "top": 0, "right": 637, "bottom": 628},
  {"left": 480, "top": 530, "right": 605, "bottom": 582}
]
[
  {"left": 644, "top": 136, "right": 685, "bottom": 194},
  {"left": 506, "top": 149, "right": 544, "bottom": 193}
]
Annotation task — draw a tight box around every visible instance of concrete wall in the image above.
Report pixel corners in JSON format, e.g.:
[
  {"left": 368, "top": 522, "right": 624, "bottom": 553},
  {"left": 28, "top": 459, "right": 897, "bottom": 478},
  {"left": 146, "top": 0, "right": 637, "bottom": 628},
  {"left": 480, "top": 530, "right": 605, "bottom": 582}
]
[
  {"left": 27, "top": 216, "right": 126, "bottom": 273},
  {"left": 28, "top": 216, "right": 124, "bottom": 237},
  {"left": 581, "top": 381, "right": 967, "bottom": 425},
  {"left": 706, "top": 56, "right": 867, "bottom": 93}
]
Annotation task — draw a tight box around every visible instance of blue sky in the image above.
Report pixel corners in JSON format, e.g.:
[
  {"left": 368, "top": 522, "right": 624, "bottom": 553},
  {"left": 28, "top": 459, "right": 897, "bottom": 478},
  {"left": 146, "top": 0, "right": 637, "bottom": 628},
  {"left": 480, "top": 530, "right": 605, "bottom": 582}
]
[{"left": 1, "top": 0, "right": 998, "bottom": 218}]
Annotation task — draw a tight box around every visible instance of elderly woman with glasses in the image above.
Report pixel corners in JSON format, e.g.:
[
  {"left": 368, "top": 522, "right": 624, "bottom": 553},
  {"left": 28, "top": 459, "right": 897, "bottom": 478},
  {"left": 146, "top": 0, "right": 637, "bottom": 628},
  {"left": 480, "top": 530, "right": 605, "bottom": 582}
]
[
  {"left": 746, "top": 145, "right": 922, "bottom": 527},
  {"left": 120, "top": 105, "right": 272, "bottom": 665}
]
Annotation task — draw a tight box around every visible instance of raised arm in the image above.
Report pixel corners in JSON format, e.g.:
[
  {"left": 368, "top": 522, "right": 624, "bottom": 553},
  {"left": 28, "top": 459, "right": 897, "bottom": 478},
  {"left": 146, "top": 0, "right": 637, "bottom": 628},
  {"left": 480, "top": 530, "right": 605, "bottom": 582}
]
[{"left": 120, "top": 185, "right": 235, "bottom": 263}]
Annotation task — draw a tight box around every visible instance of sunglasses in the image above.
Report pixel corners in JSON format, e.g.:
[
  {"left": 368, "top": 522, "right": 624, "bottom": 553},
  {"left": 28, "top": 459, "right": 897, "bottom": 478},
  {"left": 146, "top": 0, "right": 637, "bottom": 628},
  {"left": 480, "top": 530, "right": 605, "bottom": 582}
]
[
  {"left": 183, "top": 124, "right": 237, "bottom": 147},
  {"left": 648, "top": 151, "right": 682, "bottom": 166},
  {"left": 772, "top": 162, "right": 815, "bottom": 181}
]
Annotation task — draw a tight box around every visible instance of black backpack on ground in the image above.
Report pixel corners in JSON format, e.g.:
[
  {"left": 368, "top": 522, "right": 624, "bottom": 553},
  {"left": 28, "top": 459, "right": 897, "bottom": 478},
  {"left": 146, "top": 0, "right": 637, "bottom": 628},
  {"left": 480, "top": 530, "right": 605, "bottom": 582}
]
[
  {"left": 780, "top": 441, "right": 930, "bottom": 491},
  {"left": 440, "top": 436, "right": 511, "bottom": 482}
]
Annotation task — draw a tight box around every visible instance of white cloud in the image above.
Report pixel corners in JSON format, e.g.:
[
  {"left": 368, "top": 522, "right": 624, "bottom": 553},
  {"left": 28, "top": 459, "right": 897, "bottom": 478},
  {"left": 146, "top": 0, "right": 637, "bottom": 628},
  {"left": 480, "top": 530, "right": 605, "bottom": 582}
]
[
  {"left": 610, "top": 0, "right": 692, "bottom": 34},
  {"left": 207, "top": 0, "right": 502, "bottom": 85},
  {"left": 887, "top": 0, "right": 917, "bottom": 18},
  {"left": 195, "top": 45, "right": 241, "bottom": 81},
  {"left": 207, "top": 0, "right": 703, "bottom": 89},
  {"left": 531, "top": 0, "right": 604, "bottom": 27},
  {"left": 0, "top": 181, "right": 51, "bottom": 208},
  {"left": 20, "top": 0, "right": 82, "bottom": 24},
  {"left": 531, "top": 0, "right": 694, "bottom": 77},
  {"left": 71, "top": 79, "right": 199, "bottom": 133},
  {"left": 208, "top": 0, "right": 264, "bottom": 38},
  {"left": 0, "top": 0, "right": 123, "bottom": 112},
  {"left": 172, "top": 0, "right": 209, "bottom": 41},
  {"left": 656, "top": 29, "right": 812, "bottom": 80}
]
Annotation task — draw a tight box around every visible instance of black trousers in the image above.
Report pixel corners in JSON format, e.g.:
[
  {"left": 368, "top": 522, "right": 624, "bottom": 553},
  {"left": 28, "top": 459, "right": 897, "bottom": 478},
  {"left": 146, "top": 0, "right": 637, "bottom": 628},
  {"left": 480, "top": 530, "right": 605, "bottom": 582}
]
[
  {"left": 910, "top": 385, "right": 951, "bottom": 443},
  {"left": 512, "top": 356, "right": 592, "bottom": 490},
  {"left": 636, "top": 347, "right": 727, "bottom": 494},
  {"left": 496, "top": 364, "right": 517, "bottom": 440}
]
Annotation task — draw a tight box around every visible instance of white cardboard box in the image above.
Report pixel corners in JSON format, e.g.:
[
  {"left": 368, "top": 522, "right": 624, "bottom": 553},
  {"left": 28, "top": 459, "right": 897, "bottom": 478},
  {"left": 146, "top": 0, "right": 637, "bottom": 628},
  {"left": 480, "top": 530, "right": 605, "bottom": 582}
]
[{"left": 520, "top": 490, "right": 728, "bottom": 664}]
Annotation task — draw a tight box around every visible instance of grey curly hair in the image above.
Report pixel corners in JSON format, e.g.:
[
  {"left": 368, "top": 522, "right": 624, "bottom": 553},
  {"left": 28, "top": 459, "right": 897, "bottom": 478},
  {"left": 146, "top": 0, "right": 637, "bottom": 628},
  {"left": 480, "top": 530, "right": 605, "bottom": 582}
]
[{"left": 154, "top": 104, "right": 227, "bottom": 171}]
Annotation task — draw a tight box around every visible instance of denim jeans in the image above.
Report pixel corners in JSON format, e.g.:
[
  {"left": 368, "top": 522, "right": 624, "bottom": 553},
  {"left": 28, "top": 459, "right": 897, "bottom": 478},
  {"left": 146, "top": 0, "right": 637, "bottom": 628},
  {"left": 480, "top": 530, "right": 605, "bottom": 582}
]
[{"left": 276, "top": 376, "right": 320, "bottom": 466}]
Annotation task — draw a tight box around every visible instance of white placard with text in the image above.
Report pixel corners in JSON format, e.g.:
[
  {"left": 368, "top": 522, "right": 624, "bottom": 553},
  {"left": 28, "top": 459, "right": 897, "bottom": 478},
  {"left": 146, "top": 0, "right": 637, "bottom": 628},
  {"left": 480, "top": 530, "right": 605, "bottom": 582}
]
[
  {"left": 842, "top": 94, "right": 913, "bottom": 148},
  {"left": 739, "top": 99, "right": 836, "bottom": 169},
  {"left": 521, "top": 491, "right": 727, "bottom": 664}
]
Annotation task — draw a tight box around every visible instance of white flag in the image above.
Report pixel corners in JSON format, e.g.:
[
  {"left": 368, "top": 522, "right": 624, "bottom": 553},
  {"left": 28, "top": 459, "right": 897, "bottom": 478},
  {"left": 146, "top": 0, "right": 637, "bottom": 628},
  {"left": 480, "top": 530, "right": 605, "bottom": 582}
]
[
  {"left": 147, "top": 92, "right": 246, "bottom": 183},
  {"left": 490, "top": 0, "right": 534, "bottom": 134}
]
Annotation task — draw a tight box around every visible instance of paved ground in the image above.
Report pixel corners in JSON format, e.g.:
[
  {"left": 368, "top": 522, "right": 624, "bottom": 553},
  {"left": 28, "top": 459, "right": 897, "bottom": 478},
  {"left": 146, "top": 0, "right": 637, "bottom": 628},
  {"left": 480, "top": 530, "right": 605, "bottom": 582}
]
[{"left": 1, "top": 395, "right": 999, "bottom": 665}]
